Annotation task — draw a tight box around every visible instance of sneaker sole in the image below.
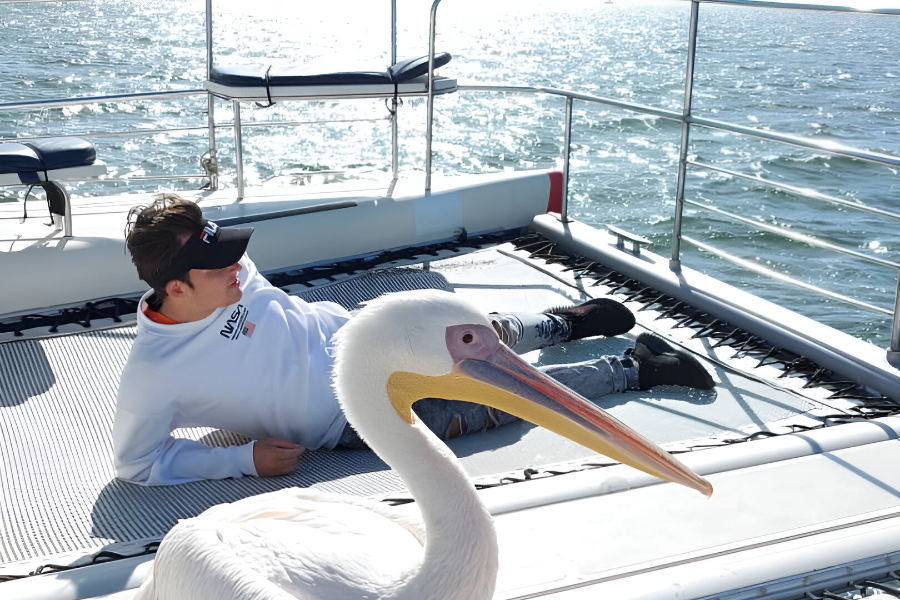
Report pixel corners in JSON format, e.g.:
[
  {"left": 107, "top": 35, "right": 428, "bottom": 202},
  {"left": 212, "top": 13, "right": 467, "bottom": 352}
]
[{"left": 634, "top": 332, "right": 715, "bottom": 389}]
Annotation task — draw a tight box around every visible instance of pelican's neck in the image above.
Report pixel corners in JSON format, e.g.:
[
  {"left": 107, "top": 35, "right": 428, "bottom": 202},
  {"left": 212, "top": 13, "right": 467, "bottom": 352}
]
[{"left": 355, "top": 387, "right": 499, "bottom": 600}]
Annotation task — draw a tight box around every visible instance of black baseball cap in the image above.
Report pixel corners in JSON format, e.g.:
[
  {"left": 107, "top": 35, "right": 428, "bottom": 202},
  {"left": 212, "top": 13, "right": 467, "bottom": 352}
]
[{"left": 154, "top": 219, "right": 254, "bottom": 284}]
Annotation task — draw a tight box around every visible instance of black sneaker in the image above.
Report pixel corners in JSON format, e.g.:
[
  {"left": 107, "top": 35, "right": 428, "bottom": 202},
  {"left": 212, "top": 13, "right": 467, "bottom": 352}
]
[
  {"left": 627, "top": 332, "right": 715, "bottom": 391},
  {"left": 545, "top": 298, "right": 636, "bottom": 340}
]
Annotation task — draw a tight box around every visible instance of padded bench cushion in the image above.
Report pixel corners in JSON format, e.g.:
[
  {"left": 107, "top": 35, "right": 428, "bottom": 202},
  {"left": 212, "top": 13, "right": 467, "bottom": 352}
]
[
  {"left": 0, "top": 138, "right": 96, "bottom": 175},
  {"left": 388, "top": 53, "right": 452, "bottom": 82},
  {"left": 209, "top": 53, "right": 452, "bottom": 88},
  {"left": 210, "top": 66, "right": 393, "bottom": 87}
]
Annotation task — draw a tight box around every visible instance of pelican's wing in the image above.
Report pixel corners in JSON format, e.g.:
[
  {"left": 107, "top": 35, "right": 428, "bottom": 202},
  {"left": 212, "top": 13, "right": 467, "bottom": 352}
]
[
  {"left": 310, "top": 490, "right": 426, "bottom": 545},
  {"left": 136, "top": 488, "right": 425, "bottom": 600},
  {"left": 196, "top": 488, "right": 426, "bottom": 544}
]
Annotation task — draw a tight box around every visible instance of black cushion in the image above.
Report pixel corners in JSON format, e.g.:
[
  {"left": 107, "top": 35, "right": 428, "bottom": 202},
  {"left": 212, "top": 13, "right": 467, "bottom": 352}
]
[
  {"left": 388, "top": 52, "right": 452, "bottom": 83},
  {"left": 0, "top": 143, "right": 40, "bottom": 174},
  {"left": 209, "top": 54, "right": 452, "bottom": 88},
  {"left": 0, "top": 137, "right": 96, "bottom": 175},
  {"left": 210, "top": 64, "right": 393, "bottom": 87}
]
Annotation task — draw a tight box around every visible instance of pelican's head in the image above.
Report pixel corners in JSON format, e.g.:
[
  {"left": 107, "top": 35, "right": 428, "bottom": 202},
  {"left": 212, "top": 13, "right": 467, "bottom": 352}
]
[{"left": 333, "top": 290, "right": 712, "bottom": 497}]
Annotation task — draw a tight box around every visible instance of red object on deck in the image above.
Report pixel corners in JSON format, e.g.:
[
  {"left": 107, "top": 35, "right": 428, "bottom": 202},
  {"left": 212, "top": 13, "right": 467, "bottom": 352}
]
[{"left": 547, "top": 170, "right": 563, "bottom": 213}]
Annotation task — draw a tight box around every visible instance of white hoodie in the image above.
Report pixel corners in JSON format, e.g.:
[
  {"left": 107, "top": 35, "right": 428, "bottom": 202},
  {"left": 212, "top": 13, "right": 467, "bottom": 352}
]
[{"left": 113, "top": 255, "right": 350, "bottom": 485}]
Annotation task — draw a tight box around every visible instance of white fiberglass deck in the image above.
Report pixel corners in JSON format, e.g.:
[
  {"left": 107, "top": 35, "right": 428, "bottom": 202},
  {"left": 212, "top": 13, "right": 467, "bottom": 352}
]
[{"left": 0, "top": 243, "right": 837, "bottom": 580}]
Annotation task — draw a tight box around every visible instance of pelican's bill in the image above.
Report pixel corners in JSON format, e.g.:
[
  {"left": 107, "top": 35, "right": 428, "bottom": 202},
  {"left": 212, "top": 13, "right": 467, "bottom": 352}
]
[{"left": 386, "top": 323, "right": 712, "bottom": 498}]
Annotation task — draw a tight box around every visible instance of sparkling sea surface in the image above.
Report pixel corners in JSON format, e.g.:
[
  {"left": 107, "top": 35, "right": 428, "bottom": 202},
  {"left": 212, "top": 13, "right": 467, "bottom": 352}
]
[{"left": 1, "top": 0, "right": 898, "bottom": 344}]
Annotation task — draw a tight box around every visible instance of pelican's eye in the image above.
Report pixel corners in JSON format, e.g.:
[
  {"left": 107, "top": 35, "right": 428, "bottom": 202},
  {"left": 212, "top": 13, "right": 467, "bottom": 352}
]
[{"left": 446, "top": 323, "right": 501, "bottom": 362}]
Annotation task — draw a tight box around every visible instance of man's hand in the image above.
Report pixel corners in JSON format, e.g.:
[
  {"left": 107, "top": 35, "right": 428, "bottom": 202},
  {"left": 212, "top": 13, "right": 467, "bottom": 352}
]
[{"left": 253, "top": 438, "right": 304, "bottom": 477}]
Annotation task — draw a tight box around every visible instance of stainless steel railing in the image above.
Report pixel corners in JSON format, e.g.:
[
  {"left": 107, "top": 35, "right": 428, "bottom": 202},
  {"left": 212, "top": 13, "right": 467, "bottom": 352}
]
[
  {"left": 450, "top": 0, "right": 898, "bottom": 356},
  {"left": 3, "top": 0, "right": 898, "bottom": 353},
  {"left": 0, "top": 118, "right": 387, "bottom": 144},
  {"left": 678, "top": 0, "right": 900, "bottom": 362},
  {"left": 205, "top": 0, "right": 218, "bottom": 190},
  {"left": 693, "top": 0, "right": 899, "bottom": 17},
  {"left": 687, "top": 161, "right": 900, "bottom": 222},
  {"left": 0, "top": 90, "right": 205, "bottom": 111},
  {"left": 425, "top": 0, "right": 443, "bottom": 195},
  {"left": 670, "top": 0, "right": 700, "bottom": 271}
]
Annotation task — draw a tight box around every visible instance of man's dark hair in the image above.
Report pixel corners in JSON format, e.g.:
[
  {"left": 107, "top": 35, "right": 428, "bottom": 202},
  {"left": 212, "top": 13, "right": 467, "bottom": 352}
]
[{"left": 125, "top": 193, "right": 203, "bottom": 298}]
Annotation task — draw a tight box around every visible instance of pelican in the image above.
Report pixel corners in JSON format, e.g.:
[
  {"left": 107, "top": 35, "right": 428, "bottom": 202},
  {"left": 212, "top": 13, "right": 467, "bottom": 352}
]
[{"left": 137, "top": 290, "right": 712, "bottom": 600}]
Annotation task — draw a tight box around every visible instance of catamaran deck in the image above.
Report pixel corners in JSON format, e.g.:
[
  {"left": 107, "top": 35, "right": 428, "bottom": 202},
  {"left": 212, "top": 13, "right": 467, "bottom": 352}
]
[{"left": 2, "top": 232, "right": 886, "bottom": 585}]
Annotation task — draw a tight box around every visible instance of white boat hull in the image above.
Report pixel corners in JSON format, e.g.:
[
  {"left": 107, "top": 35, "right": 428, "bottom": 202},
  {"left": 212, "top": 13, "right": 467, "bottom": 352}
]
[{"left": 1, "top": 171, "right": 553, "bottom": 318}]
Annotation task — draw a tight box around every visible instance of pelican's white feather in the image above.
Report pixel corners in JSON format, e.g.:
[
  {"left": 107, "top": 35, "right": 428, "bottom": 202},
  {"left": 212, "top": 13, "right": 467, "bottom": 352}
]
[{"left": 137, "top": 291, "right": 499, "bottom": 600}]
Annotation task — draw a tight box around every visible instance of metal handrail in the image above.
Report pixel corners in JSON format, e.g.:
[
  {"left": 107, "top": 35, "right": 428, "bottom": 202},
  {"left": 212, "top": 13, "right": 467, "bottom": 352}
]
[
  {"left": 671, "top": 0, "right": 701, "bottom": 270},
  {"left": 5, "top": 0, "right": 899, "bottom": 349},
  {"left": 456, "top": 85, "right": 900, "bottom": 174},
  {"left": 0, "top": 118, "right": 390, "bottom": 143},
  {"left": 684, "top": 199, "right": 900, "bottom": 270},
  {"left": 390, "top": 0, "right": 399, "bottom": 179},
  {"left": 461, "top": 2, "right": 899, "bottom": 350},
  {"left": 0, "top": 0, "right": 88, "bottom": 3},
  {"left": 689, "top": 160, "right": 900, "bottom": 222},
  {"left": 689, "top": 0, "right": 900, "bottom": 16},
  {"left": 688, "top": 115, "right": 900, "bottom": 170},
  {"left": 457, "top": 84, "right": 683, "bottom": 122},
  {"left": 560, "top": 97, "right": 573, "bottom": 221},
  {"left": 424, "top": 0, "right": 444, "bottom": 195},
  {"left": 205, "top": 0, "right": 217, "bottom": 190},
  {"left": 0, "top": 90, "right": 205, "bottom": 111},
  {"left": 458, "top": 82, "right": 900, "bottom": 225},
  {"left": 686, "top": 0, "right": 900, "bottom": 359},
  {"left": 87, "top": 175, "right": 210, "bottom": 182},
  {"left": 683, "top": 236, "right": 893, "bottom": 316}
]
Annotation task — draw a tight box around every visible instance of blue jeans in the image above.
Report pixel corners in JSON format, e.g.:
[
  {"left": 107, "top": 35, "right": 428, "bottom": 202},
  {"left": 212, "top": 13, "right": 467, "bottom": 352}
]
[{"left": 337, "top": 310, "right": 638, "bottom": 448}]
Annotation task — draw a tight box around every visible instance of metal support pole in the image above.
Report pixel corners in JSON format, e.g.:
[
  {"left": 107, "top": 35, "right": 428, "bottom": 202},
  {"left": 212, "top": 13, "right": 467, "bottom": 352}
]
[
  {"left": 424, "top": 0, "right": 443, "bottom": 195},
  {"left": 206, "top": 96, "right": 218, "bottom": 190},
  {"left": 63, "top": 192, "right": 73, "bottom": 238},
  {"left": 390, "top": 0, "right": 397, "bottom": 72},
  {"left": 233, "top": 100, "right": 244, "bottom": 200},
  {"left": 390, "top": 0, "right": 399, "bottom": 179},
  {"left": 205, "top": 0, "right": 217, "bottom": 190},
  {"left": 670, "top": 0, "right": 701, "bottom": 271},
  {"left": 560, "top": 96, "right": 574, "bottom": 223},
  {"left": 205, "top": 0, "right": 213, "bottom": 77},
  {"left": 888, "top": 273, "right": 900, "bottom": 368}
]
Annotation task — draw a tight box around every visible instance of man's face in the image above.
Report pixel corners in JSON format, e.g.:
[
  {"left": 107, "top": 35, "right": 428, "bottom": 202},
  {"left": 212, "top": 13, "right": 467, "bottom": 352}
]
[{"left": 183, "top": 262, "right": 243, "bottom": 312}]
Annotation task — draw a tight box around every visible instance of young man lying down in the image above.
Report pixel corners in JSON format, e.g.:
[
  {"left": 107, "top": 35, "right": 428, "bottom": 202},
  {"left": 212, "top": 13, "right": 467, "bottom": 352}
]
[{"left": 114, "top": 194, "right": 712, "bottom": 485}]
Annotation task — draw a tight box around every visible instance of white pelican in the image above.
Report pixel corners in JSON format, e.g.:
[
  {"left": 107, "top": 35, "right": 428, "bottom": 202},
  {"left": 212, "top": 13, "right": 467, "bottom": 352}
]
[{"left": 137, "top": 290, "right": 712, "bottom": 600}]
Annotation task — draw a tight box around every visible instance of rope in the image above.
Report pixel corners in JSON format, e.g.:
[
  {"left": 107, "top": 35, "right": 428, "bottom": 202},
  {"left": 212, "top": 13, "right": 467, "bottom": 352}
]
[
  {"left": 255, "top": 65, "right": 276, "bottom": 109},
  {"left": 199, "top": 149, "right": 218, "bottom": 190},
  {"left": 20, "top": 183, "right": 34, "bottom": 221}
]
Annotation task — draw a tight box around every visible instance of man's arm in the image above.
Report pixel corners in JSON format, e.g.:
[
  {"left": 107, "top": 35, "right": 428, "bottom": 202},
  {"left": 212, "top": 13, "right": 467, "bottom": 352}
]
[
  {"left": 113, "top": 406, "right": 259, "bottom": 485},
  {"left": 114, "top": 406, "right": 307, "bottom": 484}
]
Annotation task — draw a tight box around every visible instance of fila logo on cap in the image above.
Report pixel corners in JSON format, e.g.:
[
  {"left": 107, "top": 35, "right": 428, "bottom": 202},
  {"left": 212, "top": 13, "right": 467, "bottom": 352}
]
[{"left": 200, "top": 221, "right": 219, "bottom": 243}]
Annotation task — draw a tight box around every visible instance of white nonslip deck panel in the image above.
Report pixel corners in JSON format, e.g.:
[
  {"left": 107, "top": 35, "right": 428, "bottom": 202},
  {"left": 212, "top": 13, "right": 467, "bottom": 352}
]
[
  {"left": 532, "top": 215, "right": 900, "bottom": 401},
  {"left": 432, "top": 249, "right": 822, "bottom": 477},
  {"left": 0, "top": 268, "right": 459, "bottom": 572},
  {"left": 489, "top": 438, "right": 900, "bottom": 600},
  {"left": 0, "top": 243, "right": 832, "bottom": 582}
]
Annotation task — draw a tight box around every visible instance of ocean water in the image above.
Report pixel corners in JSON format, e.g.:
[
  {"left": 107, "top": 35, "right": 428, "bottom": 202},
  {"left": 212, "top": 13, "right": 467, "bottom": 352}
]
[{"left": 1, "top": 0, "right": 898, "bottom": 344}]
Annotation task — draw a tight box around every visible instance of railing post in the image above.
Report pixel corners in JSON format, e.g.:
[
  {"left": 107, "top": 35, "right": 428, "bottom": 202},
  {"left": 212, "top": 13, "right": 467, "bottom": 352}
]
[
  {"left": 233, "top": 100, "right": 244, "bottom": 200},
  {"left": 391, "top": 0, "right": 399, "bottom": 180},
  {"left": 889, "top": 272, "right": 900, "bottom": 368},
  {"left": 205, "top": 0, "right": 217, "bottom": 190},
  {"left": 560, "top": 96, "right": 574, "bottom": 223},
  {"left": 424, "top": 0, "right": 443, "bottom": 195},
  {"left": 63, "top": 191, "right": 73, "bottom": 238},
  {"left": 670, "top": 0, "right": 701, "bottom": 271}
]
